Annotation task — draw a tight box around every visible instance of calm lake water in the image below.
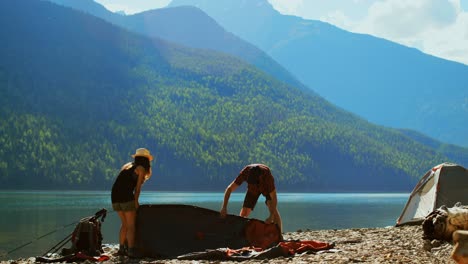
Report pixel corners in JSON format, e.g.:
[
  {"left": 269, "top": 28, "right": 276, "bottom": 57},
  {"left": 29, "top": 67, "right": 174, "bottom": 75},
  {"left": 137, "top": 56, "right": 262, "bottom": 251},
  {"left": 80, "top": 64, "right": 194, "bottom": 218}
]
[{"left": 0, "top": 191, "right": 409, "bottom": 260}]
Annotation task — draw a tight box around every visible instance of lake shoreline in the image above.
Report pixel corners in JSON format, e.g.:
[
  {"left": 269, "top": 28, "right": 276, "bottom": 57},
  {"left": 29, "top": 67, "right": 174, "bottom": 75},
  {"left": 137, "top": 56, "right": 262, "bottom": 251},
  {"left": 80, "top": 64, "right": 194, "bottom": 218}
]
[{"left": 3, "top": 225, "right": 455, "bottom": 263}]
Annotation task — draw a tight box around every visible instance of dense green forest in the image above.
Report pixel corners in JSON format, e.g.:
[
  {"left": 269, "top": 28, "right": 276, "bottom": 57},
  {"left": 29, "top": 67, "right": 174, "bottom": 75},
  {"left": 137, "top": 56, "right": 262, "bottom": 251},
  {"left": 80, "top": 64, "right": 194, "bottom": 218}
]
[{"left": 0, "top": 0, "right": 466, "bottom": 191}]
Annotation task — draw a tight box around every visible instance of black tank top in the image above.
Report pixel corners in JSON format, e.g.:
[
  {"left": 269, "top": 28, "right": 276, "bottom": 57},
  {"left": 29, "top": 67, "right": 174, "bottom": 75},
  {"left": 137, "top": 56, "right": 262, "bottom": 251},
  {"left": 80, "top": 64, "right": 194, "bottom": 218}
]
[{"left": 111, "top": 164, "right": 138, "bottom": 203}]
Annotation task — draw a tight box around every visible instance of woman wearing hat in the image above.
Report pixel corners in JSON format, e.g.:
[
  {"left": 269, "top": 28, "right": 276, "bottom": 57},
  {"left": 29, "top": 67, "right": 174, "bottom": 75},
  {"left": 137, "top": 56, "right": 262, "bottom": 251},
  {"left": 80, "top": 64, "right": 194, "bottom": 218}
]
[{"left": 111, "top": 148, "right": 153, "bottom": 257}]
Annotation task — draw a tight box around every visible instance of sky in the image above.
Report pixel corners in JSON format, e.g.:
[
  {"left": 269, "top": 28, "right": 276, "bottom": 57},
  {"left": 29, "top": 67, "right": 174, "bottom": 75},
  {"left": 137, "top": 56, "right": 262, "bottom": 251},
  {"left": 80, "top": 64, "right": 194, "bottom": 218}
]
[{"left": 94, "top": 0, "right": 468, "bottom": 66}]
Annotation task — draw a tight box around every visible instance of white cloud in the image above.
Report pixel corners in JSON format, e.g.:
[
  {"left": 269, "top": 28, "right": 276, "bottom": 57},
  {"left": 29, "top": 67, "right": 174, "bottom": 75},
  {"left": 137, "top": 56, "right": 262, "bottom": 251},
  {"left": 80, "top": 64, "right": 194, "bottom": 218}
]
[
  {"left": 422, "top": 11, "right": 468, "bottom": 64},
  {"left": 269, "top": 0, "right": 374, "bottom": 22},
  {"left": 268, "top": 0, "right": 304, "bottom": 15},
  {"left": 319, "top": 10, "right": 357, "bottom": 29},
  {"left": 268, "top": 0, "right": 304, "bottom": 17},
  {"left": 356, "top": 0, "right": 457, "bottom": 38},
  {"left": 352, "top": 0, "right": 468, "bottom": 64},
  {"left": 269, "top": 0, "right": 468, "bottom": 65},
  {"left": 95, "top": 0, "right": 170, "bottom": 14}
]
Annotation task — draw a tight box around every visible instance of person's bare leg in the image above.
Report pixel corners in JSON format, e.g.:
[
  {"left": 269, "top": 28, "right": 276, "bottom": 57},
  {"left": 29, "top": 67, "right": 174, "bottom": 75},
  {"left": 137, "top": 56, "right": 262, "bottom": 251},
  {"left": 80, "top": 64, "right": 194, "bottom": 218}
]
[
  {"left": 240, "top": 207, "right": 252, "bottom": 217},
  {"left": 123, "top": 211, "right": 137, "bottom": 248},
  {"left": 117, "top": 211, "right": 127, "bottom": 246},
  {"left": 266, "top": 200, "right": 283, "bottom": 233}
]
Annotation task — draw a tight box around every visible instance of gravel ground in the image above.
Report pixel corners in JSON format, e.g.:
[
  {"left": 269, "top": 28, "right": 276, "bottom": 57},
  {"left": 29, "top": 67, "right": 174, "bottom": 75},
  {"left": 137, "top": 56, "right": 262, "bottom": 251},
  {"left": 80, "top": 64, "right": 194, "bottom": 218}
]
[{"left": 4, "top": 225, "right": 456, "bottom": 264}]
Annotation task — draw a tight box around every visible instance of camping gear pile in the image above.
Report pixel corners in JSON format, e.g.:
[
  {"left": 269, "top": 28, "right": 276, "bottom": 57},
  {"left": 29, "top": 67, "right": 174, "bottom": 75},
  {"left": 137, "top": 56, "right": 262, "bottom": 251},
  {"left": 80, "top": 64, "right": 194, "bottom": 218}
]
[
  {"left": 34, "top": 204, "right": 332, "bottom": 262},
  {"left": 422, "top": 203, "right": 468, "bottom": 241}
]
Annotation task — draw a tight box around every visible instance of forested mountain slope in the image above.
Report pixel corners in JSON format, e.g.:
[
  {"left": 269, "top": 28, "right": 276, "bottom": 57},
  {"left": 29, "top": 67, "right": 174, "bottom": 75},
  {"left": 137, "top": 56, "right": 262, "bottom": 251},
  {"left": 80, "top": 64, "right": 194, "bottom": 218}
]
[
  {"left": 0, "top": 0, "right": 466, "bottom": 191},
  {"left": 169, "top": 0, "right": 468, "bottom": 147}
]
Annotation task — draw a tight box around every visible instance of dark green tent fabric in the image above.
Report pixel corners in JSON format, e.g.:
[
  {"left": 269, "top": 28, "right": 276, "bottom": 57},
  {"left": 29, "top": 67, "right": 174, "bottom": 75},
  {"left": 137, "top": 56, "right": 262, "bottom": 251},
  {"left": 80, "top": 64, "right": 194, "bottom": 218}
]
[{"left": 135, "top": 204, "right": 280, "bottom": 258}]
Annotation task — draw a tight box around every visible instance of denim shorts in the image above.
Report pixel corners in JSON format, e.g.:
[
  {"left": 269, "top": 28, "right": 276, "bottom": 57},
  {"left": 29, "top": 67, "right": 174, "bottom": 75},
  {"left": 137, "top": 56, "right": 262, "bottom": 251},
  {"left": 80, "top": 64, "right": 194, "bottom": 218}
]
[{"left": 112, "top": 200, "right": 136, "bottom": 211}]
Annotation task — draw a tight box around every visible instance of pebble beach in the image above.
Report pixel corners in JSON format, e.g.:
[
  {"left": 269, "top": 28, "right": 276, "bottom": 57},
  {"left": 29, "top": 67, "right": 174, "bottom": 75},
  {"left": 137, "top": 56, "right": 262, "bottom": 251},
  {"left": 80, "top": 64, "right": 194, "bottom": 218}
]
[{"left": 3, "top": 225, "right": 456, "bottom": 264}]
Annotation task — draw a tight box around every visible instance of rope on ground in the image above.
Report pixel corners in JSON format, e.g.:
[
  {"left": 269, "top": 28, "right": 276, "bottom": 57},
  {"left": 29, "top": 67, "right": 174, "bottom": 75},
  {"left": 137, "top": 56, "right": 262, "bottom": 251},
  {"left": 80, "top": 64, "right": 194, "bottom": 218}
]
[{"left": 42, "top": 233, "right": 73, "bottom": 256}]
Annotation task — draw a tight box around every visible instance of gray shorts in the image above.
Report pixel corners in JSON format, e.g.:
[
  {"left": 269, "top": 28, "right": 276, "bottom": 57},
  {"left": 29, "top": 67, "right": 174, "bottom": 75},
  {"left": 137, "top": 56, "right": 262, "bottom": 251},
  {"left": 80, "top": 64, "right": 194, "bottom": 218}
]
[{"left": 112, "top": 200, "right": 136, "bottom": 211}]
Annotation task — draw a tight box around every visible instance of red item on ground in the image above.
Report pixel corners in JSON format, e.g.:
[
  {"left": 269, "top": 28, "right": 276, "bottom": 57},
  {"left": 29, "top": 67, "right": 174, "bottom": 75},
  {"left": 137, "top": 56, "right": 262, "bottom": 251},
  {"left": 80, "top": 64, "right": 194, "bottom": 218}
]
[{"left": 278, "top": 240, "right": 334, "bottom": 255}]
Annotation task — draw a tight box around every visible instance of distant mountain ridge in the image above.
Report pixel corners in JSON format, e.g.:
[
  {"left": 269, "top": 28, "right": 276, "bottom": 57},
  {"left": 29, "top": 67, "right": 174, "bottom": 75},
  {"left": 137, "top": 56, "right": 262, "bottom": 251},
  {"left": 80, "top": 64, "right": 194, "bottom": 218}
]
[
  {"left": 169, "top": 0, "right": 468, "bottom": 147},
  {"left": 1, "top": 0, "right": 467, "bottom": 191},
  {"left": 47, "top": 0, "right": 308, "bottom": 93}
]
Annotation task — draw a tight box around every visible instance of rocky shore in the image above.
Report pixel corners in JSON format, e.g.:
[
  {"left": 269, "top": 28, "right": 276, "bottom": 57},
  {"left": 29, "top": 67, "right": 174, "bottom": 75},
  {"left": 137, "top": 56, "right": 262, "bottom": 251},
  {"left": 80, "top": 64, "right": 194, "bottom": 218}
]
[{"left": 4, "top": 225, "right": 456, "bottom": 264}]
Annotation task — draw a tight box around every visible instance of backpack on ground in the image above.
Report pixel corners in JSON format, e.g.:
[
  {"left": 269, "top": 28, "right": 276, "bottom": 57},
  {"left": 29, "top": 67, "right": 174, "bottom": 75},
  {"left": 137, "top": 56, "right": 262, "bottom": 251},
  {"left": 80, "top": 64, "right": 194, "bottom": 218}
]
[{"left": 62, "top": 209, "right": 107, "bottom": 256}]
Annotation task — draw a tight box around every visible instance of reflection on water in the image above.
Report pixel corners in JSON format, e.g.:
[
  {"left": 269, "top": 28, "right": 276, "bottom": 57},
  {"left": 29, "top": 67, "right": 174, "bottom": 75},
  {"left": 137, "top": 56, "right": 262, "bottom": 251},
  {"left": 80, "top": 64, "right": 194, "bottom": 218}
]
[{"left": 0, "top": 191, "right": 408, "bottom": 260}]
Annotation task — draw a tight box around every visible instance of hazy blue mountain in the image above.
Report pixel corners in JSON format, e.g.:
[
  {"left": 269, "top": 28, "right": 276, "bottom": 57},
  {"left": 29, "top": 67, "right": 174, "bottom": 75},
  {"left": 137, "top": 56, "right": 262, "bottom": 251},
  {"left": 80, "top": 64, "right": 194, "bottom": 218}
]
[
  {"left": 1, "top": 0, "right": 466, "bottom": 191},
  {"left": 46, "top": 0, "right": 308, "bottom": 92},
  {"left": 169, "top": 0, "right": 468, "bottom": 147}
]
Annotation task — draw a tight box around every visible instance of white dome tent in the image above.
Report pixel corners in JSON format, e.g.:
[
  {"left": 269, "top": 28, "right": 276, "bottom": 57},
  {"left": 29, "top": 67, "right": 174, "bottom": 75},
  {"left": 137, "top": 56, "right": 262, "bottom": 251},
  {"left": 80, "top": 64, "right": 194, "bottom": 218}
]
[{"left": 396, "top": 163, "right": 468, "bottom": 226}]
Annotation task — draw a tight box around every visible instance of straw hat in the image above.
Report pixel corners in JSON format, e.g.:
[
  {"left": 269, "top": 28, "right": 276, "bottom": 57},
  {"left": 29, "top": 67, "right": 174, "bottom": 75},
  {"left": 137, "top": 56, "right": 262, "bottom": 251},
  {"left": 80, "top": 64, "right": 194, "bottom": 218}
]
[{"left": 131, "top": 148, "right": 153, "bottom": 161}]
